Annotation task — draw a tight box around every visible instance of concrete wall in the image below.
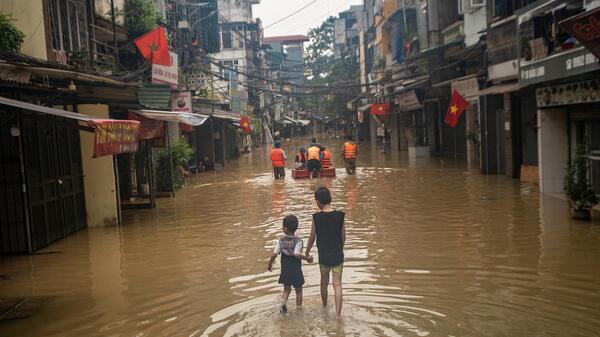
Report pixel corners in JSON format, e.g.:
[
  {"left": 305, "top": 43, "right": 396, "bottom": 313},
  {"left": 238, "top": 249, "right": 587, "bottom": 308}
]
[
  {"left": 0, "top": 0, "right": 48, "bottom": 59},
  {"left": 464, "top": 6, "right": 487, "bottom": 47},
  {"left": 538, "top": 109, "right": 568, "bottom": 194},
  {"left": 218, "top": 0, "right": 253, "bottom": 22},
  {"left": 78, "top": 104, "right": 118, "bottom": 227}
]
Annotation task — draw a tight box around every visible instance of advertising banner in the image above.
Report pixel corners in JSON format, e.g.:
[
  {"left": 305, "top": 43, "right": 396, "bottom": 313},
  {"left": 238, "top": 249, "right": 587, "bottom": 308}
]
[
  {"left": 128, "top": 112, "right": 164, "bottom": 140},
  {"left": 89, "top": 120, "right": 140, "bottom": 157}
]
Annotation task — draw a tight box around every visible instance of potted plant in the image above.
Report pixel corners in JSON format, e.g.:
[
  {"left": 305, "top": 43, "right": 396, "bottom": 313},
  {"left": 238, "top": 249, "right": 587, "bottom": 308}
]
[{"left": 563, "top": 144, "right": 599, "bottom": 220}]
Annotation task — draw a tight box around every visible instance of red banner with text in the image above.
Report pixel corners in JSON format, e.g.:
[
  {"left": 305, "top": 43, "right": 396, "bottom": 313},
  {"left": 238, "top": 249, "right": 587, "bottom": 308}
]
[
  {"left": 89, "top": 120, "right": 140, "bottom": 158},
  {"left": 128, "top": 112, "right": 165, "bottom": 140}
]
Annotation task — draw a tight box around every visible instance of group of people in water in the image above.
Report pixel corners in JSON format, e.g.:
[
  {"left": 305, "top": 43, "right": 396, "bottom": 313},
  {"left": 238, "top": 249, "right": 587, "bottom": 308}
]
[{"left": 270, "top": 136, "right": 358, "bottom": 179}]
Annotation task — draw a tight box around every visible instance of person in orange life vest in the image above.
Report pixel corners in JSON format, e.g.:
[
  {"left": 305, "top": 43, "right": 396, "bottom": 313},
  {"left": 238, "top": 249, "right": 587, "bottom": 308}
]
[
  {"left": 341, "top": 135, "right": 357, "bottom": 175},
  {"left": 322, "top": 147, "right": 332, "bottom": 168},
  {"left": 306, "top": 143, "right": 323, "bottom": 179},
  {"left": 271, "top": 141, "right": 287, "bottom": 180},
  {"left": 295, "top": 147, "right": 307, "bottom": 169}
]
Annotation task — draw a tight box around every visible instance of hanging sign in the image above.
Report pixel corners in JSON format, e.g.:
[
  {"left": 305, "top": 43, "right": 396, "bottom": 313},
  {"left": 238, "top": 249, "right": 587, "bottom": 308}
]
[
  {"left": 89, "top": 120, "right": 140, "bottom": 157},
  {"left": 171, "top": 91, "right": 192, "bottom": 113},
  {"left": 152, "top": 52, "right": 179, "bottom": 88}
]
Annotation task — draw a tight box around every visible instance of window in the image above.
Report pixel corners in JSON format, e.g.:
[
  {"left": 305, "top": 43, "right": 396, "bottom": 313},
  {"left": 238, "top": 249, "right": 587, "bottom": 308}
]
[
  {"left": 471, "top": 0, "right": 485, "bottom": 7},
  {"left": 220, "top": 25, "right": 245, "bottom": 50},
  {"left": 48, "top": 0, "right": 88, "bottom": 52},
  {"left": 458, "top": 0, "right": 465, "bottom": 14}
]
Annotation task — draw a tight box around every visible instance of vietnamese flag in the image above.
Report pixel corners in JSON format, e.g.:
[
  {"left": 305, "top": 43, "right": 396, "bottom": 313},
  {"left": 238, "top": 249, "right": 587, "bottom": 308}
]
[
  {"left": 371, "top": 103, "right": 390, "bottom": 115},
  {"left": 134, "top": 26, "right": 171, "bottom": 66},
  {"left": 444, "top": 90, "right": 470, "bottom": 128},
  {"left": 240, "top": 115, "right": 252, "bottom": 134}
]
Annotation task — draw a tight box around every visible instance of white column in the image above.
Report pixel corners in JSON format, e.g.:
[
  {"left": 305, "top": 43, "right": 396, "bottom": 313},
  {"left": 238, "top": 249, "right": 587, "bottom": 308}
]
[{"left": 538, "top": 109, "right": 568, "bottom": 194}]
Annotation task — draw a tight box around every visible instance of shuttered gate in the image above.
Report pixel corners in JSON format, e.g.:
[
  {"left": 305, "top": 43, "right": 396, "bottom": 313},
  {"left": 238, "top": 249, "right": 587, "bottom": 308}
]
[{"left": 0, "top": 112, "right": 87, "bottom": 254}]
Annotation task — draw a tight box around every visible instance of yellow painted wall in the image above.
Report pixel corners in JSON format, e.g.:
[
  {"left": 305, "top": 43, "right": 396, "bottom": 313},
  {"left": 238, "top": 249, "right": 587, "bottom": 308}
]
[
  {"left": 78, "top": 104, "right": 119, "bottom": 227},
  {"left": 0, "top": 0, "right": 47, "bottom": 60}
]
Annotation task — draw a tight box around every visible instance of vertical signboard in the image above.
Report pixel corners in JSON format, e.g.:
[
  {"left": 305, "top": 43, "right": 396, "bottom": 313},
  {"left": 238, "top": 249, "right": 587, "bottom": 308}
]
[{"left": 152, "top": 52, "right": 179, "bottom": 89}]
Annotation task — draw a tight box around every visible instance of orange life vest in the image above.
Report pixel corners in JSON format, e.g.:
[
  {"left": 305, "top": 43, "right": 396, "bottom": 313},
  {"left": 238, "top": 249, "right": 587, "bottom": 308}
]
[
  {"left": 322, "top": 150, "right": 332, "bottom": 167},
  {"left": 344, "top": 142, "right": 357, "bottom": 159},
  {"left": 307, "top": 146, "right": 321, "bottom": 161},
  {"left": 271, "top": 148, "right": 285, "bottom": 167}
]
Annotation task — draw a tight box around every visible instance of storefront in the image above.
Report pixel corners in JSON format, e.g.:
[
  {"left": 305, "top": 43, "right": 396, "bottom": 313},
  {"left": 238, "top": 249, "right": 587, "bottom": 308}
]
[{"left": 0, "top": 97, "right": 139, "bottom": 253}]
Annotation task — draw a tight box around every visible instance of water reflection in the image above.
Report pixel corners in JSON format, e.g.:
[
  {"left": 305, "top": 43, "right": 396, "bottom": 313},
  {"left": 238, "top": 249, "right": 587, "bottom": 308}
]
[{"left": 1, "top": 140, "right": 600, "bottom": 337}]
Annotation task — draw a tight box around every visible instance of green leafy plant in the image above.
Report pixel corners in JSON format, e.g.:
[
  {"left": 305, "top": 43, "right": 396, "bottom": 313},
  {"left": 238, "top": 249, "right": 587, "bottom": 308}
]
[
  {"left": 564, "top": 144, "right": 599, "bottom": 211},
  {"left": 0, "top": 13, "right": 25, "bottom": 52},
  {"left": 156, "top": 139, "right": 194, "bottom": 192},
  {"left": 124, "top": 0, "right": 159, "bottom": 38}
]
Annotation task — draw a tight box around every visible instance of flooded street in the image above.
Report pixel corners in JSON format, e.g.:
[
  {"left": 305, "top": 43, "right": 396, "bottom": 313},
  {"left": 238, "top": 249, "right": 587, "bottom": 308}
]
[{"left": 2, "top": 140, "right": 600, "bottom": 337}]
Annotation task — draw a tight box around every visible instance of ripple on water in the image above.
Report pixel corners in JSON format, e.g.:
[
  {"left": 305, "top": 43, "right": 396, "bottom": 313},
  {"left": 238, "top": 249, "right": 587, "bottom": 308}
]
[{"left": 1, "top": 140, "right": 600, "bottom": 337}]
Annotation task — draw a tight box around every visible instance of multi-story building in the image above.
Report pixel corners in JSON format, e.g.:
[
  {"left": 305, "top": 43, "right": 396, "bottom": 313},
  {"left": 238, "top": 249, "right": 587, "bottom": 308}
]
[
  {"left": 211, "top": 0, "right": 261, "bottom": 115},
  {"left": 0, "top": 0, "right": 144, "bottom": 253},
  {"left": 334, "top": 5, "right": 364, "bottom": 60}
]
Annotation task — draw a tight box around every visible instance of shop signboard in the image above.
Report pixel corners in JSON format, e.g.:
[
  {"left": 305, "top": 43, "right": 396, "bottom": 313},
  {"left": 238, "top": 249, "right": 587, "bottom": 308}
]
[
  {"left": 451, "top": 76, "right": 479, "bottom": 98},
  {"left": 395, "top": 90, "right": 422, "bottom": 111},
  {"left": 171, "top": 91, "right": 192, "bottom": 113},
  {"left": 536, "top": 78, "right": 600, "bottom": 107},
  {"left": 89, "top": 120, "right": 140, "bottom": 157},
  {"left": 520, "top": 46, "right": 600, "bottom": 87},
  {"left": 152, "top": 52, "right": 179, "bottom": 89}
]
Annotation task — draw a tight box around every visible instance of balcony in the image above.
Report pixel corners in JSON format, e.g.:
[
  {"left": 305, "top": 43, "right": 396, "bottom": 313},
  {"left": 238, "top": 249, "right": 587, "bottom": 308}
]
[{"left": 441, "top": 21, "right": 464, "bottom": 45}]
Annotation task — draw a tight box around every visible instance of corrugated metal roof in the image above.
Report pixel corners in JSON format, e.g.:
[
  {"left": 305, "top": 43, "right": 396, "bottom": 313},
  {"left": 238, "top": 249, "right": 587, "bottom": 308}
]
[{"left": 137, "top": 84, "right": 171, "bottom": 110}]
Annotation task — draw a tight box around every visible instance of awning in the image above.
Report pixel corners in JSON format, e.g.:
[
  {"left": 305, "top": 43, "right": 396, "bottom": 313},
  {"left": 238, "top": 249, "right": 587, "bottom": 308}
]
[
  {"left": 358, "top": 104, "right": 372, "bottom": 112},
  {"left": 479, "top": 82, "right": 520, "bottom": 96},
  {"left": 0, "top": 96, "right": 140, "bottom": 157},
  {"left": 130, "top": 109, "right": 209, "bottom": 126},
  {"left": 211, "top": 109, "right": 241, "bottom": 122},
  {"left": 282, "top": 115, "right": 301, "bottom": 124},
  {"left": 393, "top": 76, "right": 429, "bottom": 94},
  {"left": 517, "top": 0, "right": 562, "bottom": 25}
]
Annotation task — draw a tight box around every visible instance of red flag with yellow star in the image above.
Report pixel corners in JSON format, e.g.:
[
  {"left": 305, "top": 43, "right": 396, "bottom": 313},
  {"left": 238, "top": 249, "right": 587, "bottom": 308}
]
[
  {"left": 240, "top": 115, "right": 252, "bottom": 134},
  {"left": 134, "top": 26, "right": 171, "bottom": 66},
  {"left": 445, "top": 90, "right": 469, "bottom": 128},
  {"left": 371, "top": 103, "right": 390, "bottom": 115}
]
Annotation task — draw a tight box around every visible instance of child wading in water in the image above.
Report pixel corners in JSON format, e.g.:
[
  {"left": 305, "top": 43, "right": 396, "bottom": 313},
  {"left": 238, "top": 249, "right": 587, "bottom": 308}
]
[
  {"left": 268, "top": 215, "right": 313, "bottom": 314},
  {"left": 306, "top": 187, "right": 346, "bottom": 319}
]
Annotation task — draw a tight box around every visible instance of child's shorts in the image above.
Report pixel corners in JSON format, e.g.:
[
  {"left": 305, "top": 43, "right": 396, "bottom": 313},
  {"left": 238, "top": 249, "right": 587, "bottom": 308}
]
[{"left": 319, "top": 263, "right": 343, "bottom": 276}]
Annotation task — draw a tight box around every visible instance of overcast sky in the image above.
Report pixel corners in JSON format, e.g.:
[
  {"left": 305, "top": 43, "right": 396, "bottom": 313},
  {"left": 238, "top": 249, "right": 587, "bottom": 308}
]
[{"left": 254, "top": 0, "right": 363, "bottom": 38}]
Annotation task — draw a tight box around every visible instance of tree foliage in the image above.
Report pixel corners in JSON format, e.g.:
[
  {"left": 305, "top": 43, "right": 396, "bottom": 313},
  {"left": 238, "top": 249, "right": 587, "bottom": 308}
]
[
  {"left": 564, "top": 144, "right": 600, "bottom": 211},
  {"left": 124, "top": 0, "right": 160, "bottom": 38},
  {"left": 156, "top": 140, "right": 194, "bottom": 192},
  {"left": 0, "top": 14, "right": 25, "bottom": 53},
  {"left": 302, "top": 16, "right": 360, "bottom": 117}
]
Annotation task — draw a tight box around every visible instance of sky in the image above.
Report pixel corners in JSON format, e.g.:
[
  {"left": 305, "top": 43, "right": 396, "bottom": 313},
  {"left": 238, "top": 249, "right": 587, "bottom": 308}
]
[{"left": 254, "top": 0, "right": 363, "bottom": 38}]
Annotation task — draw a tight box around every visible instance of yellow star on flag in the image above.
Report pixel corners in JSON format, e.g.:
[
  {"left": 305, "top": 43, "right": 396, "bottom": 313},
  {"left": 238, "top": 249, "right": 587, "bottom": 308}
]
[{"left": 450, "top": 105, "right": 458, "bottom": 114}]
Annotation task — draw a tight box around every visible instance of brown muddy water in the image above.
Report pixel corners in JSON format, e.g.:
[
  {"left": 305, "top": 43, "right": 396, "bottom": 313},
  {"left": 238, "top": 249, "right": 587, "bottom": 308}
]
[{"left": 1, "top": 139, "right": 600, "bottom": 337}]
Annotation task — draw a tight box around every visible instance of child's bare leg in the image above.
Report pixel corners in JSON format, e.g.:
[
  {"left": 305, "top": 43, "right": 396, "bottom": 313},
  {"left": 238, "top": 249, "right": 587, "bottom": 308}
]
[
  {"left": 295, "top": 287, "right": 303, "bottom": 307},
  {"left": 332, "top": 271, "right": 343, "bottom": 318},
  {"left": 282, "top": 285, "right": 292, "bottom": 305},
  {"left": 320, "top": 268, "right": 329, "bottom": 307}
]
